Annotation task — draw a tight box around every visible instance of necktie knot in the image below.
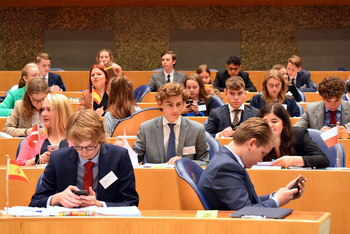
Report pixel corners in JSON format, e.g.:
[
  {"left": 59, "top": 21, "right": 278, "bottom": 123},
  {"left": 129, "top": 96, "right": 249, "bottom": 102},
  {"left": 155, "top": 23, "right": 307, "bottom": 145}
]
[
  {"left": 168, "top": 123, "right": 175, "bottom": 130},
  {"left": 84, "top": 161, "right": 95, "bottom": 170}
]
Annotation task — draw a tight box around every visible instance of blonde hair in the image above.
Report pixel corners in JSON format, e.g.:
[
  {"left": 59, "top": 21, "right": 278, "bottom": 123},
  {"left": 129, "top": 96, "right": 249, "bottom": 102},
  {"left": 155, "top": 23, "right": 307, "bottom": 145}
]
[
  {"left": 66, "top": 109, "right": 106, "bottom": 145},
  {"left": 18, "top": 63, "right": 39, "bottom": 88},
  {"left": 261, "top": 69, "right": 288, "bottom": 104},
  {"left": 44, "top": 93, "right": 74, "bottom": 141}
]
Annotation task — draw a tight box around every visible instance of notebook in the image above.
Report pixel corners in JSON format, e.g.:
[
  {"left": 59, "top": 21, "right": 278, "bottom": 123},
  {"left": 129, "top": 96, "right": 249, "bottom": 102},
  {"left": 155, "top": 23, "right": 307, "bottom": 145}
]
[{"left": 230, "top": 207, "right": 293, "bottom": 219}]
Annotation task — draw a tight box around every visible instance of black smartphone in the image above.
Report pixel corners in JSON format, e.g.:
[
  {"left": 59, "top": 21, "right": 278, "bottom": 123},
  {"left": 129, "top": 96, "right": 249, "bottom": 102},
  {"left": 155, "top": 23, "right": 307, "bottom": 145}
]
[
  {"left": 186, "top": 99, "right": 193, "bottom": 105},
  {"left": 289, "top": 177, "right": 305, "bottom": 190},
  {"left": 73, "top": 190, "right": 89, "bottom": 196},
  {"left": 328, "top": 124, "right": 337, "bottom": 128},
  {"left": 231, "top": 125, "right": 239, "bottom": 131}
]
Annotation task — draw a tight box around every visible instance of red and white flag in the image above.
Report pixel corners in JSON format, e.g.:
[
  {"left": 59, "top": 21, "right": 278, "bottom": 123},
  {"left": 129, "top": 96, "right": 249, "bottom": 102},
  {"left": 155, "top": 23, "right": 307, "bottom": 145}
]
[
  {"left": 28, "top": 124, "right": 39, "bottom": 148},
  {"left": 321, "top": 127, "right": 338, "bottom": 148}
]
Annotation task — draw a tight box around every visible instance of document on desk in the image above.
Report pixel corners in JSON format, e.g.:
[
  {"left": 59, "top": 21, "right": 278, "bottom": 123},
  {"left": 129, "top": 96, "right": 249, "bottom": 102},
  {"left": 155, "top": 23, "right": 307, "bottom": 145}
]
[
  {"left": 142, "top": 163, "right": 174, "bottom": 168},
  {"left": 251, "top": 162, "right": 281, "bottom": 170},
  {"left": 2, "top": 206, "right": 141, "bottom": 217}
]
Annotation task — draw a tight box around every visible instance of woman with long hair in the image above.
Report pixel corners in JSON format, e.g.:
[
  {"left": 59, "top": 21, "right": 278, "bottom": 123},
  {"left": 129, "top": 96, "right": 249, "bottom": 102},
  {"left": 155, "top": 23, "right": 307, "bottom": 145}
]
[
  {"left": 96, "top": 49, "right": 113, "bottom": 65},
  {"left": 77, "top": 64, "right": 110, "bottom": 116},
  {"left": 16, "top": 93, "right": 74, "bottom": 166},
  {"left": 250, "top": 69, "right": 299, "bottom": 117},
  {"left": 182, "top": 73, "right": 215, "bottom": 116},
  {"left": 3, "top": 77, "right": 49, "bottom": 137},
  {"left": 196, "top": 64, "right": 222, "bottom": 99},
  {"left": 272, "top": 64, "right": 301, "bottom": 102},
  {"left": 104, "top": 75, "right": 141, "bottom": 137},
  {"left": 258, "top": 102, "right": 329, "bottom": 168}
]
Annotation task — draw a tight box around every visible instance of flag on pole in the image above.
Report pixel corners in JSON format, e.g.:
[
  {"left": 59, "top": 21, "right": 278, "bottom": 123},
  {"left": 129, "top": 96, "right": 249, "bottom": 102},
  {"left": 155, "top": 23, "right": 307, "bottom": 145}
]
[
  {"left": 321, "top": 126, "right": 338, "bottom": 148},
  {"left": 92, "top": 89, "right": 102, "bottom": 104},
  {"left": 6, "top": 158, "right": 31, "bottom": 185},
  {"left": 28, "top": 124, "right": 39, "bottom": 148}
]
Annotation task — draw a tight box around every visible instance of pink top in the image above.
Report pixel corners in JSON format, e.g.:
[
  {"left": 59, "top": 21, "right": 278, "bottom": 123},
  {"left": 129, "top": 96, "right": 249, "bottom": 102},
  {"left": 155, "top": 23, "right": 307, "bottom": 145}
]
[{"left": 16, "top": 134, "right": 73, "bottom": 166}]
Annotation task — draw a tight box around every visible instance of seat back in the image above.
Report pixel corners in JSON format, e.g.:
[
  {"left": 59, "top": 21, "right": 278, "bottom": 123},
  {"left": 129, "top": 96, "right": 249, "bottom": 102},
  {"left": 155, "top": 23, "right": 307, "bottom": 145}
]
[
  {"left": 49, "top": 68, "right": 65, "bottom": 71},
  {"left": 133, "top": 85, "right": 150, "bottom": 102},
  {"left": 296, "top": 88, "right": 306, "bottom": 102},
  {"left": 152, "top": 68, "right": 164, "bottom": 71},
  {"left": 112, "top": 108, "right": 163, "bottom": 137},
  {"left": 295, "top": 102, "right": 304, "bottom": 117},
  {"left": 5, "top": 85, "right": 18, "bottom": 98},
  {"left": 339, "top": 67, "right": 347, "bottom": 71},
  {"left": 35, "top": 173, "right": 44, "bottom": 192},
  {"left": 174, "top": 158, "right": 211, "bottom": 210},
  {"left": 205, "top": 131, "right": 221, "bottom": 160},
  {"left": 16, "top": 139, "right": 26, "bottom": 159},
  {"left": 307, "top": 128, "right": 345, "bottom": 167},
  {"left": 211, "top": 95, "right": 225, "bottom": 108}
]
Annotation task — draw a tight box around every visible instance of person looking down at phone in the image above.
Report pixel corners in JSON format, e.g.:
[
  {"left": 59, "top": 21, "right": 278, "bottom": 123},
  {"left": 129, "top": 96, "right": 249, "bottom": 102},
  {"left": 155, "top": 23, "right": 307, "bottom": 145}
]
[
  {"left": 16, "top": 93, "right": 74, "bottom": 166},
  {"left": 205, "top": 76, "right": 259, "bottom": 138},
  {"left": 182, "top": 73, "right": 215, "bottom": 117},
  {"left": 294, "top": 76, "right": 350, "bottom": 139},
  {"left": 259, "top": 103, "right": 329, "bottom": 168},
  {"left": 196, "top": 64, "right": 222, "bottom": 99},
  {"left": 29, "top": 109, "right": 139, "bottom": 208},
  {"left": 198, "top": 117, "right": 306, "bottom": 210}
]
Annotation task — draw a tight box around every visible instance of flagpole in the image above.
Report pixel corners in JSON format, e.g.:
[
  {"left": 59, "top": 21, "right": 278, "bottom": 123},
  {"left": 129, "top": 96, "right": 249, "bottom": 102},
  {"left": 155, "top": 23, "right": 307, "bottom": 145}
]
[
  {"left": 38, "top": 121, "right": 41, "bottom": 166},
  {"left": 336, "top": 122, "right": 340, "bottom": 169},
  {"left": 91, "top": 85, "right": 94, "bottom": 110},
  {"left": 6, "top": 154, "right": 9, "bottom": 215}
]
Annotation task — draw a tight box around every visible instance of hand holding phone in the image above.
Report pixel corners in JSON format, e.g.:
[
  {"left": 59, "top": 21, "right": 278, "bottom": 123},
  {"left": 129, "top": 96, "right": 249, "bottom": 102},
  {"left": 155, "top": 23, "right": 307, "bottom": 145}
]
[
  {"left": 289, "top": 177, "right": 305, "bottom": 190},
  {"left": 47, "top": 145, "right": 58, "bottom": 152}
]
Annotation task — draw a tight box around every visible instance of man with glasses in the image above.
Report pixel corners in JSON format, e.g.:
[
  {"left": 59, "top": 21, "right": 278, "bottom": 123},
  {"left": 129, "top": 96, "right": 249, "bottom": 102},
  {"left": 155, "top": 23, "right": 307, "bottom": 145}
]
[
  {"left": 206, "top": 76, "right": 259, "bottom": 138},
  {"left": 287, "top": 55, "right": 317, "bottom": 92},
  {"left": 29, "top": 109, "right": 139, "bottom": 208},
  {"left": 213, "top": 55, "right": 257, "bottom": 92}
]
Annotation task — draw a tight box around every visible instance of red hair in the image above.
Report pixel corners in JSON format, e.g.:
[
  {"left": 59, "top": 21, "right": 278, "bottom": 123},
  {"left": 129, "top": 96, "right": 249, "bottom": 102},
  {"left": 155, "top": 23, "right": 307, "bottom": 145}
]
[{"left": 88, "top": 64, "right": 110, "bottom": 93}]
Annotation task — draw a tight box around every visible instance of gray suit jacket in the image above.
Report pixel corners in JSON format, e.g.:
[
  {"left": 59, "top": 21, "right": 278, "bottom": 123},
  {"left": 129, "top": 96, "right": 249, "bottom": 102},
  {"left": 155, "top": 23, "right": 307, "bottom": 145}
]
[
  {"left": 148, "top": 70, "right": 186, "bottom": 92},
  {"left": 132, "top": 116, "right": 209, "bottom": 166},
  {"left": 294, "top": 100, "right": 350, "bottom": 129}
]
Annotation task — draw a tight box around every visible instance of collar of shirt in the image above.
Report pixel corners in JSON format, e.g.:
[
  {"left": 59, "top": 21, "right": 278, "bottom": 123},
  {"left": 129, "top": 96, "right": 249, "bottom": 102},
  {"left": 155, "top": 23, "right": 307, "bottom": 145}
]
[
  {"left": 164, "top": 70, "right": 175, "bottom": 82},
  {"left": 162, "top": 115, "right": 181, "bottom": 127},
  {"left": 224, "top": 145, "right": 244, "bottom": 168},
  {"left": 42, "top": 73, "right": 49, "bottom": 80},
  {"left": 325, "top": 103, "right": 341, "bottom": 113},
  {"left": 228, "top": 103, "right": 245, "bottom": 112}
]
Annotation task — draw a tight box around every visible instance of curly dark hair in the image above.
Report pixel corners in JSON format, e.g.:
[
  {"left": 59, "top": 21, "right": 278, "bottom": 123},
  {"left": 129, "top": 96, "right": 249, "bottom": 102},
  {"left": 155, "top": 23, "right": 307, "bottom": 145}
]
[{"left": 318, "top": 76, "right": 345, "bottom": 100}]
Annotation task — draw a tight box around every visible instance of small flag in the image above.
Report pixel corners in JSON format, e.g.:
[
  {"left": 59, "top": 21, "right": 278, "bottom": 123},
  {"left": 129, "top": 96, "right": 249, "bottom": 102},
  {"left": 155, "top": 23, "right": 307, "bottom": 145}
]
[
  {"left": 321, "top": 127, "right": 338, "bottom": 148},
  {"left": 92, "top": 89, "right": 102, "bottom": 104},
  {"left": 28, "top": 124, "right": 39, "bottom": 148},
  {"left": 6, "top": 158, "right": 31, "bottom": 185}
]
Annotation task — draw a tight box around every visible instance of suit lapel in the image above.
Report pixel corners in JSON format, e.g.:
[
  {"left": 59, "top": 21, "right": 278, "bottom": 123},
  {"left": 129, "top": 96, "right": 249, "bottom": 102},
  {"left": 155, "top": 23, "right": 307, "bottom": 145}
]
[
  {"left": 315, "top": 103, "right": 325, "bottom": 129},
  {"left": 155, "top": 117, "right": 166, "bottom": 163},
  {"left": 341, "top": 100, "right": 349, "bottom": 126},
  {"left": 240, "top": 106, "right": 250, "bottom": 123},
  {"left": 223, "top": 105, "right": 232, "bottom": 126},
  {"left": 68, "top": 150, "right": 78, "bottom": 186},
  {"left": 178, "top": 116, "right": 188, "bottom": 157},
  {"left": 97, "top": 145, "right": 109, "bottom": 198}
]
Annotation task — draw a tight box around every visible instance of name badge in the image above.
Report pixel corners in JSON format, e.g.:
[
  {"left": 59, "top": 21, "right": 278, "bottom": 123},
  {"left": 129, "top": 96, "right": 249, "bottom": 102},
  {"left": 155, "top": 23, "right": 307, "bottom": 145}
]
[
  {"left": 282, "top": 104, "right": 287, "bottom": 110},
  {"left": 345, "top": 122, "right": 350, "bottom": 130},
  {"left": 183, "top": 146, "right": 196, "bottom": 155},
  {"left": 198, "top": 105, "right": 207, "bottom": 112},
  {"left": 99, "top": 171, "right": 118, "bottom": 189}
]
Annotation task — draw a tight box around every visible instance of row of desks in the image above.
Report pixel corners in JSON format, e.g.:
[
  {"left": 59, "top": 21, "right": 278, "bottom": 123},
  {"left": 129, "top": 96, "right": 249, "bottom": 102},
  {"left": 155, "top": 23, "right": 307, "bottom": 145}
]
[{"left": 0, "top": 167, "right": 345, "bottom": 233}]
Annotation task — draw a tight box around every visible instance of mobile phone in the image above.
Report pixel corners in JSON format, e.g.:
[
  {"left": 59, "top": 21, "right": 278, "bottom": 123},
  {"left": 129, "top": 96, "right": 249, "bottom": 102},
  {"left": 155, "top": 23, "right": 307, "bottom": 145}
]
[
  {"left": 289, "top": 177, "right": 305, "bottom": 190},
  {"left": 328, "top": 124, "right": 337, "bottom": 128},
  {"left": 47, "top": 145, "right": 59, "bottom": 152},
  {"left": 204, "top": 84, "right": 211, "bottom": 89},
  {"left": 186, "top": 99, "right": 193, "bottom": 105},
  {"left": 231, "top": 125, "right": 239, "bottom": 131},
  {"left": 73, "top": 190, "right": 89, "bottom": 196}
]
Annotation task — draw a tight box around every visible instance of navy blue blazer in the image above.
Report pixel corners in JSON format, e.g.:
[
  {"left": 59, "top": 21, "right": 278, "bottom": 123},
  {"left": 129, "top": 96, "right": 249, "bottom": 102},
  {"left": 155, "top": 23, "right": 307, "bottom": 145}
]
[
  {"left": 198, "top": 146, "right": 277, "bottom": 210},
  {"left": 294, "top": 69, "right": 316, "bottom": 92},
  {"left": 213, "top": 70, "right": 257, "bottom": 92},
  {"left": 250, "top": 94, "right": 299, "bottom": 117},
  {"left": 29, "top": 144, "right": 139, "bottom": 207},
  {"left": 205, "top": 104, "right": 259, "bottom": 137},
  {"left": 48, "top": 72, "right": 66, "bottom": 91}
]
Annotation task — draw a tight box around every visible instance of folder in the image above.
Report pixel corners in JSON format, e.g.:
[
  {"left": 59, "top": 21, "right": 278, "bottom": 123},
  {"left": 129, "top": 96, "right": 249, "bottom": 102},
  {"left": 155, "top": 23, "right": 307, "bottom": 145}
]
[{"left": 230, "top": 206, "right": 293, "bottom": 219}]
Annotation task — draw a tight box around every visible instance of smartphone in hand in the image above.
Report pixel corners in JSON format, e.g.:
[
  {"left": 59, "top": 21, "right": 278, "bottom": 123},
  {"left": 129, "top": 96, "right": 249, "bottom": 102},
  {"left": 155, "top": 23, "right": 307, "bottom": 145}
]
[
  {"left": 289, "top": 177, "right": 305, "bottom": 190},
  {"left": 47, "top": 145, "right": 59, "bottom": 152}
]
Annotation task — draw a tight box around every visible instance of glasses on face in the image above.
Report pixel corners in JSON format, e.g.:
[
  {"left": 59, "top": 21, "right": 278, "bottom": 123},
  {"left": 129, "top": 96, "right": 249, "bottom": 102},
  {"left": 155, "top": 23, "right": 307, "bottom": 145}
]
[
  {"left": 73, "top": 145, "right": 98, "bottom": 151},
  {"left": 30, "top": 97, "right": 46, "bottom": 104},
  {"left": 267, "top": 83, "right": 282, "bottom": 88},
  {"left": 227, "top": 66, "right": 240, "bottom": 72}
]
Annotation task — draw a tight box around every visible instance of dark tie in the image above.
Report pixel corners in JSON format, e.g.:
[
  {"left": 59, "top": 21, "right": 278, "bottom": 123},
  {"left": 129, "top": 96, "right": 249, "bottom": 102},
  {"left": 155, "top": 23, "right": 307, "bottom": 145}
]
[
  {"left": 232, "top": 109, "right": 241, "bottom": 126},
  {"left": 291, "top": 78, "right": 296, "bottom": 86},
  {"left": 167, "top": 74, "right": 171, "bottom": 83},
  {"left": 166, "top": 123, "right": 176, "bottom": 162},
  {"left": 83, "top": 161, "right": 95, "bottom": 190},
  {"left": 329, "top": 110, "right": 337, "bottom": 125}
]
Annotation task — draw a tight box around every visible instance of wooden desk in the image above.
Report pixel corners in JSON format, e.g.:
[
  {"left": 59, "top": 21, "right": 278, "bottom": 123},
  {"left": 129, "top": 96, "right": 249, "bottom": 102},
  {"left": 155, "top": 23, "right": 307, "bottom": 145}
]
[
  {"left": 0, "top": 117, "right": 7, "bottom": 130},
  {"left": 0, "top": 210, "right": 331, "bottom": 234},
  {"left": 0, "top": 167, "right": 346, "bottom": 233}
]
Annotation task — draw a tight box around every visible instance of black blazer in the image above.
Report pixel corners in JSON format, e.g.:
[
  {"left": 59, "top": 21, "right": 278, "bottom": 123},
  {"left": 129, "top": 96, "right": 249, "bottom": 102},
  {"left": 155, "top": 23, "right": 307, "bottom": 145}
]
[
  {"left": 263, "top": 127, "right": 329, "bottom": 168},
  {"left": 205, "top": 104, "right": 260, "bottom": 137},
  {"left": 48, "top": 72, "right": 66, "bottom": 91},
  {"left": 294, "top": 69, "right": 317, "bottom": 92},
  {"left": 213, "top": 70, "right": 257, "bottom": 92},
  {"left": 29, "top": 144, "right": 139, "bottom": 207}
]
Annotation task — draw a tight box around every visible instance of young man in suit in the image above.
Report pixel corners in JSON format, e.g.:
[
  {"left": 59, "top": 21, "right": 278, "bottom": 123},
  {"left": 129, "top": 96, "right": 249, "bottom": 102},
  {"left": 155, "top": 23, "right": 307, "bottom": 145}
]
[
  {"left": 29, "top": 109, "right": 139, "bottom": 208},
  {"left": 133, "top": 82, "right": 209, "bottom": 166},
  {"left": 198, "top": 117, "right": 306, "bottom": 210},
  {"left": 36, "top": 52, "right": 66, "bottom": 92},
  {"left": 206, "top": 76, "right": 259, "bottom": 138},
  {"left": 287, "top": 55, "right": 317, "bottom": 92},
  {"left": 294, "top": 76, "right": 350, "bottom": 139},
  {"left": 148, "top": 51, "right": 186, "bottom": 92},
  {"left": 213, "top": 55, "right": 257, "bottom": 92}
]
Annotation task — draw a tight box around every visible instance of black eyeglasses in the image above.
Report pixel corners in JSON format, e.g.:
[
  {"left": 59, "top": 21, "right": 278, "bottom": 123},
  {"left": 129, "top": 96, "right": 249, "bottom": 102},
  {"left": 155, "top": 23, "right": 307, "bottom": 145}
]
[{"left": 73, "top": 145, "right": 98, "bottom": 151}]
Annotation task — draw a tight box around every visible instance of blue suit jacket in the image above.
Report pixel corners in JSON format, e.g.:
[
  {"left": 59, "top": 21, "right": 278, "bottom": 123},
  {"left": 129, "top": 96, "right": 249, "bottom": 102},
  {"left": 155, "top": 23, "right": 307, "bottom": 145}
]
[
  {"left": 250, "top": 94, "right": 299, "bottom": 117},
  {"left": 205, "top": 104, "right": 259, "bottom": 137},
  {"left": 29, "top": 144, "right": 139, "bottom": 207},
  {"left": 48, "top": 72, "right": 66, "bottom": 91},
  {"left": 295, "top": 69, "right": 316, "bottom": 92},
  {"left": 132, "top": 116, "right": 209, "bottom": 166},
  {"left": 198, "top": 146, "right": 277, "bottom": 210}
]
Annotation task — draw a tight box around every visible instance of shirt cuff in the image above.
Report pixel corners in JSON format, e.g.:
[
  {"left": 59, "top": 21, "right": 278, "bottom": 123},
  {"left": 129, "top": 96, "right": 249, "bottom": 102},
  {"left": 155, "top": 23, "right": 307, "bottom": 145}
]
[
  {"left": 101, "top": 201, "right": 107, "bottom": 207},
  {"left": 270, "top": 192, "right": 279, "bottom": 207},
  {"left": 46, "top": 195, "right": 53, "bottom": 207}
]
